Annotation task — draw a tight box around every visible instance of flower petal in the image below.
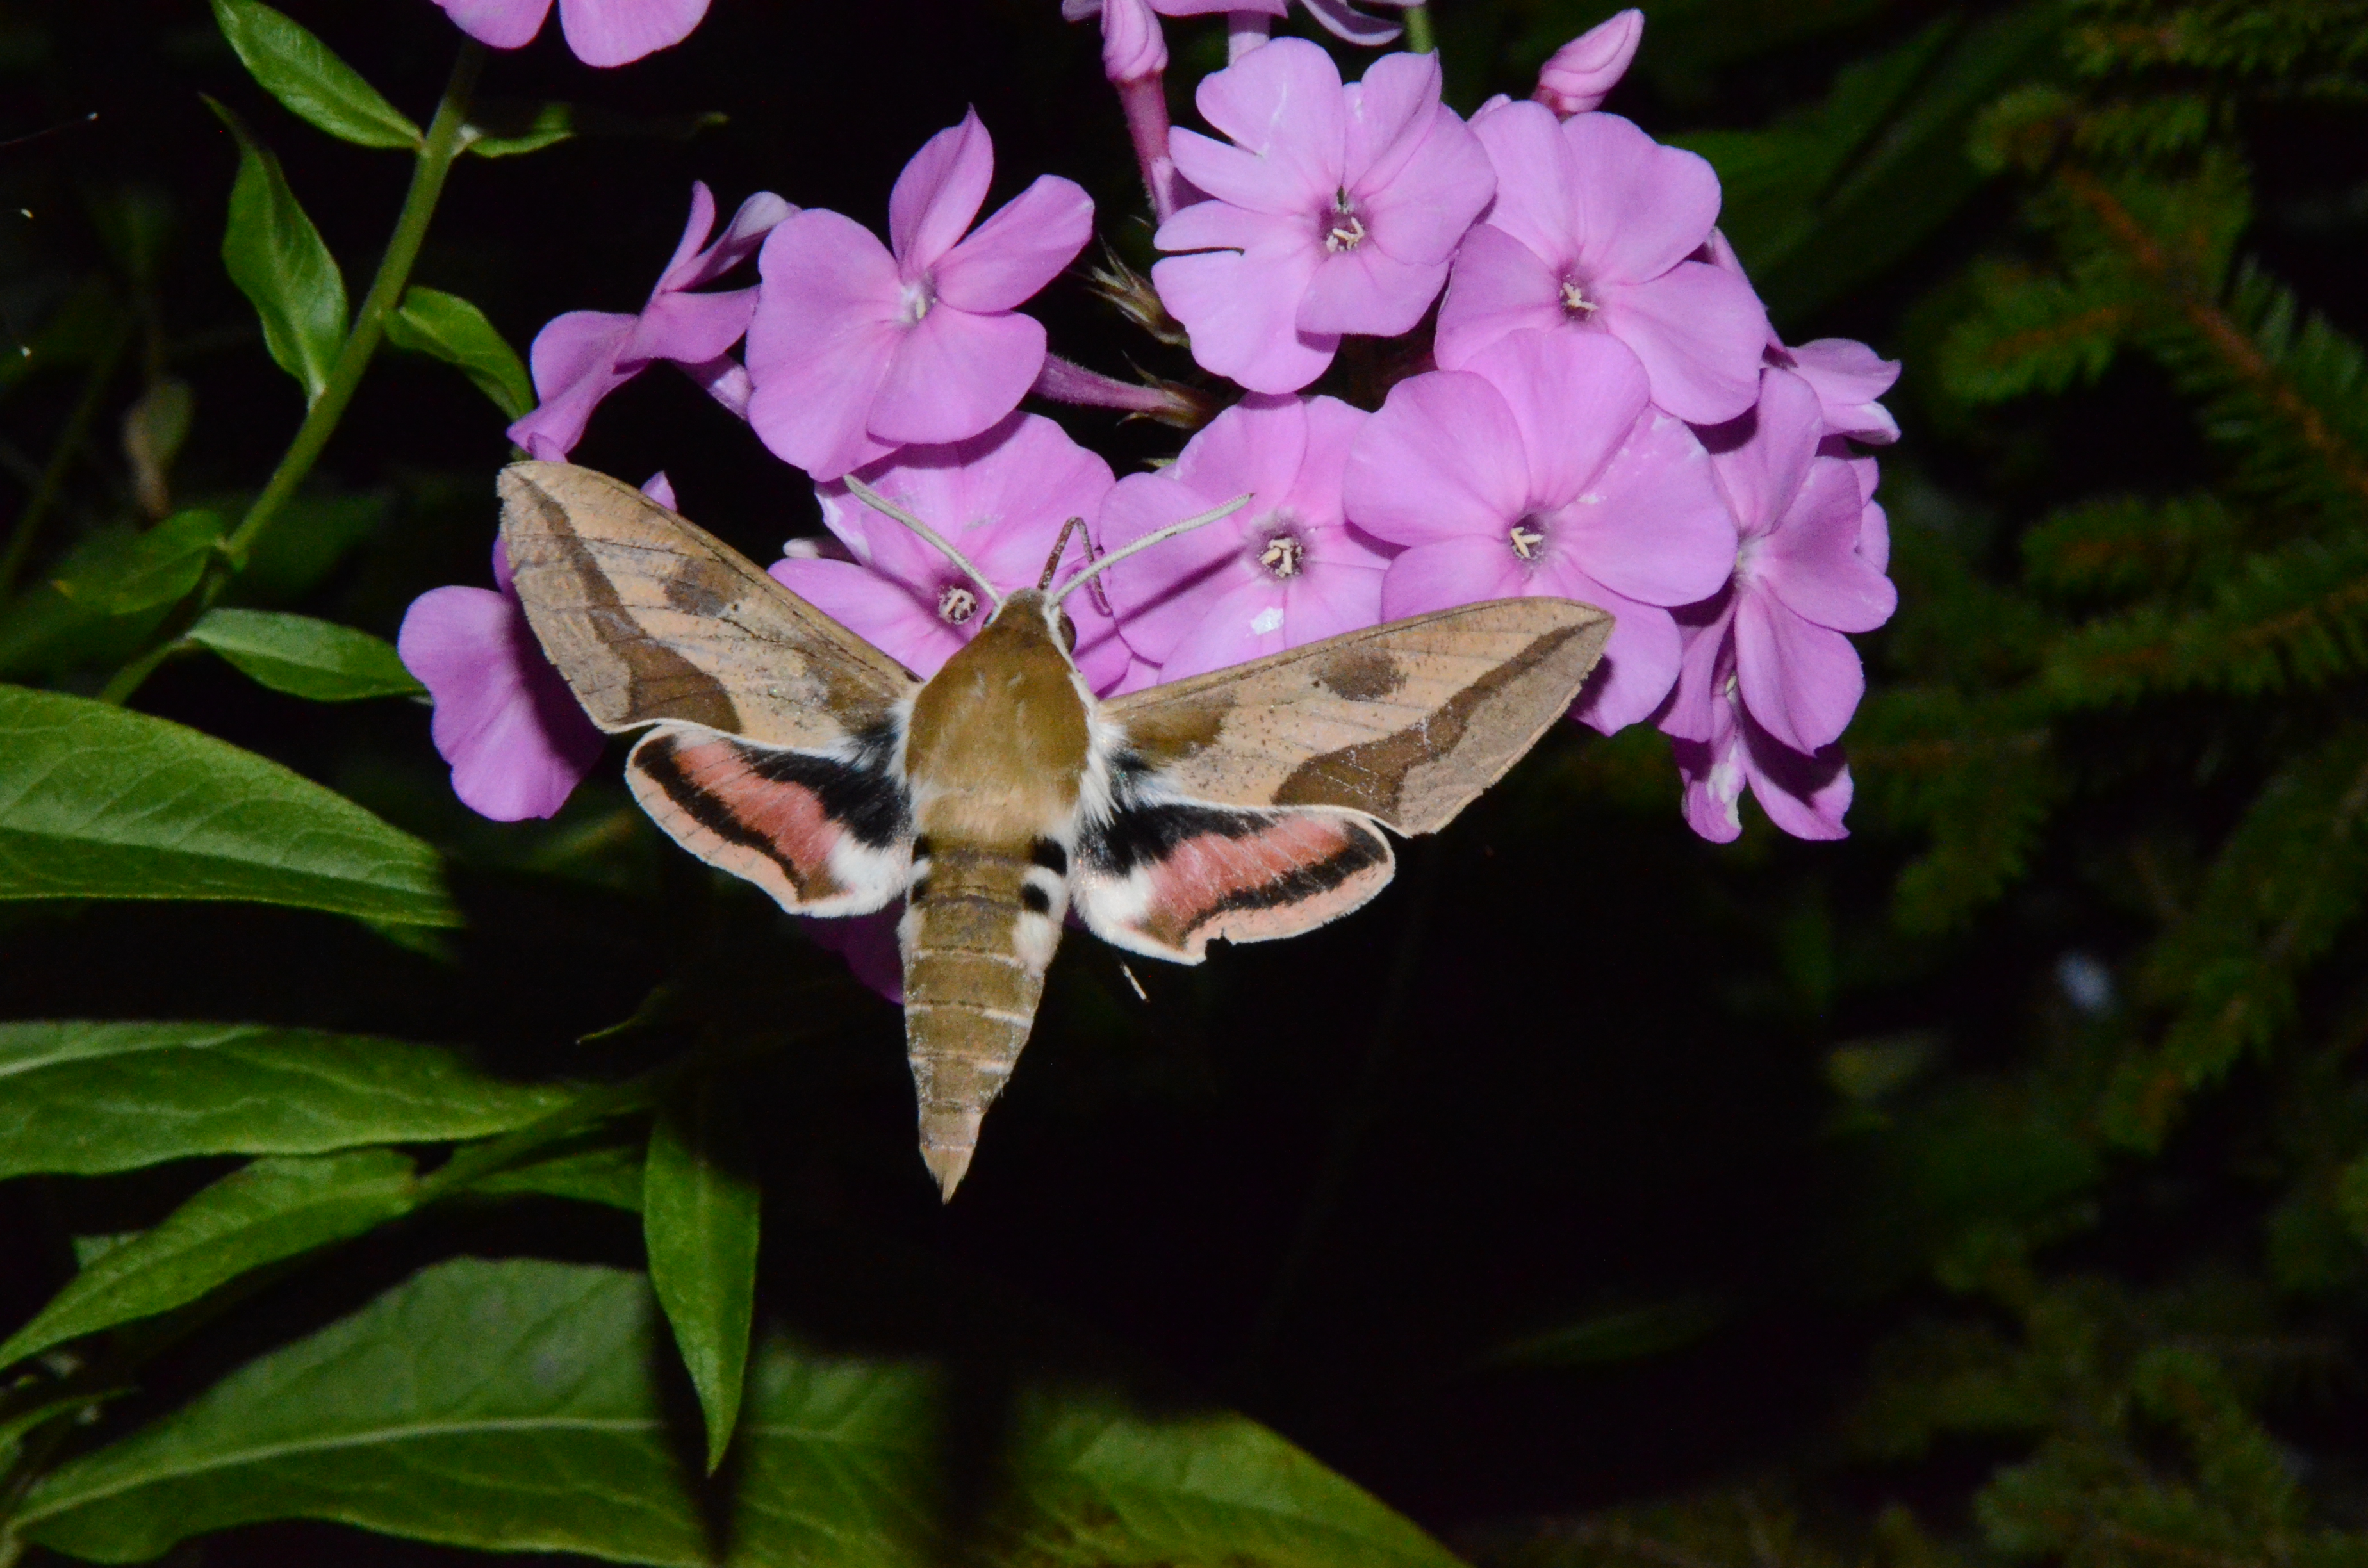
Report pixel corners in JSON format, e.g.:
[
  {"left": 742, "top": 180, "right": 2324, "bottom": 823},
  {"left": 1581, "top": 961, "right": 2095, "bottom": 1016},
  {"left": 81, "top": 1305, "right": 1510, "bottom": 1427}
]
[
  {"left": 1658, "top": 592, "right": 1734, "bottom": 744},
  {"left": 1551, "top": 571, "right": 1680, "bottom": 733},
  {"left": 1433, "top": 222, "right": 1566, "bottom": 370},
  {"left": 1468, "top": 101, "right": 1579, "bottom": 270},
  {"left": 555, "top": 0, "right": 707, "bottom": 66},
  {"left": 1459, "top": 329, "right": 1649, "bottom": 515},
  {"left": 769, "top": 557, "right": 957, "bottom": 676},
  {"left": 1563, "top": 406, "right": 1736, "bottom": 606},
  {"left": 868, "top": 305, "right": 1044, "bottom": 447},
  {"left": 1153, "top": 247, "right": 1335, "bottom": 393},
  {"left": 668, "top": 190, "right": 796, "bottom": 293},
  {"left": 507, "top": 310, "right": 636, "bottom": 461},
  {"left": 1707, "top": 366, "right": 1821, "bottom": 537},
  {"left": 1597, "top": 259, "right": 1770, "bottom": 425},
  {"left": 1787, "top": 336, "right": 1901, "bottom": 443},
  {"left": 1733, "top": 591, "right": 1863, "bottom": 753},
  {"left": 889, "top": 111, "right": 995, "bottom": 276},
  {"left": 434, "top": 0, "right": 553, "bottom": 50},
  {"left": 1757, "top": 458, "right": 1896, "bottom": 632},
  {"left": 628, "top": 286, "right": 757, "bottom": 367},
  {"left": 797, "top": 907, "right": 905, "bottom": 1003},
  {"left": 1741, "top": 714, "right": 1852, "bottom": 839},
  {"left": 1345, "top": 368, "right": 1529, "bottom": 546},
  {"left": 1378, "top": 535, "right": 1529, "bottom": 617},
  {"left": 1192, "top": 37, "right": 1345, "bottom": 206},
  {"left": 399, "top": 584, "right": 600, "bottom": 822},
  {"left": 1360, "top": 106, "right": 1495, "bottom": 269},
  {"left": 654, "top": 182, "right": 719, "bottom": 294},
  {"left": 1534, "top": 9, "right": 1643, "bottom": 115},
  {"left": 1295, "top": 247, "right": 1446, "bottom": 337},
  {"left": 746, "top": 211, "right": 904, "bottom": 478},
  {"left": 933, "top": 175, "right": 1094, "bottom": 313},
  {"left": 1341, "top": 49, "right": 1441, "bottom": 194},
  {"left": 1166, "top": 127, "right": 1322, "bottom": 217},
  {"left": 1560, "top": 113, "right": 1721, "bottom": 284}
]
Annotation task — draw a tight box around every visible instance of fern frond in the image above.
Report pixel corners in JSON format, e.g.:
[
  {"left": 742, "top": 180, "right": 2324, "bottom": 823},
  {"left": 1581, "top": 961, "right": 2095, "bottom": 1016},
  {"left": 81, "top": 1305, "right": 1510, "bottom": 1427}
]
[
  {"left": 1939, "top": 258, "right": 2132, "bottom": 404},
  {"left": 2101, "top": 726, "right": 2368, "bottom": 1148},
  {"left": 1858, "top": 687, "right": 2061, "bottom": 931},
  {"left": 2022, "top": 493, "right": 2243, "bottom": 601},
  {"left": 2043, "top": 529, "right": 2368, "bottom": 703}
]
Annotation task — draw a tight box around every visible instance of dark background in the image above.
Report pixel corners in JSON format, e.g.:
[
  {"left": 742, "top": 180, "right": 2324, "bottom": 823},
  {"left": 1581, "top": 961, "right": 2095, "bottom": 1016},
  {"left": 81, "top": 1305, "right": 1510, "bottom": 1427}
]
[{"left": 4, "top": 0, "right": 2366, "bottom": 1562}]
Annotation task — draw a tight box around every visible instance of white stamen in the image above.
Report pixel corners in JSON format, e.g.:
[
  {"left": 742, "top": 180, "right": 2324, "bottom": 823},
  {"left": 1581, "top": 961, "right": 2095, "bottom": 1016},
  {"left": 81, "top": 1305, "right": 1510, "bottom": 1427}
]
[
  {"left": 1508, "top": 522, "right": 1546, "bottom": 560},
  {"left": 1258, "top": 535, "right": 1305, "bottom": 578},
  {"left": 937, "top": 584, "right": 978, "bottom": 624},
  {"left": 899, "top": 278, "right": 935, "bottom": 325},
  {"left": 1326, "top": 214, "right": 1367, "bottom": 252},
  {"left": 1560, "top": 278, "right": 1597, "bottom": 315}
]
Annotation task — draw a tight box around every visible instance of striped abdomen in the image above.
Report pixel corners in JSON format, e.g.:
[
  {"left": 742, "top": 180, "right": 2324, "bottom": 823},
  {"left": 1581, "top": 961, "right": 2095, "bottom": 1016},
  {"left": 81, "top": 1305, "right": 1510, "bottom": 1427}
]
[{"left": 898, "top": 835, "right": 1069, "bottom": 1199}]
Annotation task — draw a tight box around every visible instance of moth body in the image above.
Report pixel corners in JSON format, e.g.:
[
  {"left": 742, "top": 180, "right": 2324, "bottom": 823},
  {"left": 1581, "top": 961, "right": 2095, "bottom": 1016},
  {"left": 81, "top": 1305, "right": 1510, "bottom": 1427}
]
[
  {"left": 496, "top": 461, "right": 1615, "bottom": 1203},
  {"left": 897, "top": 591, "right": 1095, "bottom": 1198}
]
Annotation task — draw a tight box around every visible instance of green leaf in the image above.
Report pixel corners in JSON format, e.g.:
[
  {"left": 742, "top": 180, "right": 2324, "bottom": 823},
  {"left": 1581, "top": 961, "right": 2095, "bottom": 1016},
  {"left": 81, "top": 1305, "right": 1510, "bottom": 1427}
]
[
  {"left": 645, "top": 1077, "right": 758, "bottom": 1473},
  {"left": 0, "top": 1151, "right": 416, "bottom": 1369},
  {"left": 209, "top": 98, "right": 347, "bottom": 405},
  {"left": 19, "top": 1258, "right": 1461, "bottom": 1567},
  {"left": 0, "top": 1022, "right": 577, "bottom": 1177},
  {"left": 50, "top": 509, "right": 227, "bottom": 616},
  {"left": 383, "top": 286, "right": 534, "bottom": 420},
  {"left": 211, "top": 0, "right": 421, "bottom": 151},
  {"left": 185, "top": 608, "right": 424, "bottom": 702},
  {"left": 466, "top": 1143, "right": 644, "bottom": 1211},
  {"left": 0, "top": 685, "right": 457, "bottom": 924},
  {"left": 462, "top": 100, "right": 576, "bottom": 158}
]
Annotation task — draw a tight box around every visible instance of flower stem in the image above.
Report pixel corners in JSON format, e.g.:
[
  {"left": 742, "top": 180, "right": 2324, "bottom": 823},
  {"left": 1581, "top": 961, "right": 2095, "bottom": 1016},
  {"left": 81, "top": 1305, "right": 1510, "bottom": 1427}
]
[
  {"left": 1402, "top": 4, "right": 1436, "bottom": 54},
  {"left": 228, "top": 40, "right": 484, "bottom": 564},
  {"left": 95, "top": 39, "right": 484, "bottom": 707},
  {"left": 0, "top": 314, "right": 130, "bottom": 601}
]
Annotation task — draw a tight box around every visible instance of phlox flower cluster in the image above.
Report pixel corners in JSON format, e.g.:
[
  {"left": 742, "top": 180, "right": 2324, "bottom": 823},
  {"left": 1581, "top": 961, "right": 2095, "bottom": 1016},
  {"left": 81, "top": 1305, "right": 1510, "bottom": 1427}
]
[{"left": 399, "top": 2, "right": 1902, "bottom": 988}]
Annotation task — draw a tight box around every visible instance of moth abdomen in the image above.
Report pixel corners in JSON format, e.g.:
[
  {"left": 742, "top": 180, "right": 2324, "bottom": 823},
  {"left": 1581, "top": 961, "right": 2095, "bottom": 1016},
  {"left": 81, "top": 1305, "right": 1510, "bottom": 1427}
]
[{"left": 899, "top": 839, "right": 1073, "bottom": 1200}]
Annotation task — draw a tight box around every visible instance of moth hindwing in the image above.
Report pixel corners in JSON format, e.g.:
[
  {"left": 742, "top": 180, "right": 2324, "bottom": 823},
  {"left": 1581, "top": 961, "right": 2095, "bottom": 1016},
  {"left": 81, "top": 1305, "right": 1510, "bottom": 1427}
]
[{"left": 497, "top": 460, "right": 1616, "bottom": 1198}]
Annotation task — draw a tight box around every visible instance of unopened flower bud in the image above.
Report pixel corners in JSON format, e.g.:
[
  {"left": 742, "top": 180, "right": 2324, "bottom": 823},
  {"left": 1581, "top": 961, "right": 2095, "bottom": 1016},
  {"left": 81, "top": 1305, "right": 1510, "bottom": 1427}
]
[{"left": 1534, "top": 8, "right": 1643, "bottom": 115}]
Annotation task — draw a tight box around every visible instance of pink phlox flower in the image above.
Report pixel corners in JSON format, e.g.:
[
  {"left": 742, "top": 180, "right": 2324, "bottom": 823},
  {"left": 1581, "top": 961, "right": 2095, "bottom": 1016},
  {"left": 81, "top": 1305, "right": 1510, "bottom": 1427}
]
[
  {"left": 1534, "top": 9, "right": 1644, "bottom": 115},
  {"left": 1674, "top": 677, "right": 1853, "bottom": 842},
  {"left": 769, "top": 412, "right": 1130, "bottom": 693},
  {"left": 431, "top": 0, "right": 707, "bottom": 67},
  {"left": 1062, "top": 0, "right": 1411, "bottom": 49},
  {"left": 1659, "top": 368, "right": 1896, "bottom": 771},
  {"left": 1152, "top": 41, "right": 1495, "bottom": 394},
  {"left": 509, "top": 183, "right": 791, "bottom": 461},
  {"left": 745, "top": 112, "right": 1094, "bottom": 483},
  {"left": 398, "top": 537, "right": 605, "bottom": 822},
  {"left": 1435, "top": 101, "right": 1770, "bottom": 424},
  {"left": 1702, "top": 229, "right": 1900, "bottom": 444},
  {"left": 1100, "top": 394, "right": 1391, "bottom": 682},
  {"left": 1343, "top": 329, "right": 1736, "bottom": 733}
]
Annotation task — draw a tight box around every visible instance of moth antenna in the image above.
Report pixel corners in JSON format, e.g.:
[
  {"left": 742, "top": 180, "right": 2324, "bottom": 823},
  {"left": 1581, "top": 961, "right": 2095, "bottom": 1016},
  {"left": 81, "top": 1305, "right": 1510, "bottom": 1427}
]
[
  {"left": 844, "top": 476, "right": 1003, "bottom": 608},
  {"left": 1049, "top": 493, "right": 1252, "bottom": 607},
  {"left": 1037, "top": 516, "right": 1089, "bottom": 592}
]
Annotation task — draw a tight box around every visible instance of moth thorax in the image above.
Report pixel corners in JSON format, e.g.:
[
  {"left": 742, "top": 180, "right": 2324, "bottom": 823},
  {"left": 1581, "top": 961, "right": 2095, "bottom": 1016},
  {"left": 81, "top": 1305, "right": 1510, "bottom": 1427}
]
[
  {"left": 1323, "top": 188, "right": 1369, "bottom": 254},
  {"left": 1256, "top": 527, "right": 1308, "bottom": 580},
  {"left": 1559, "top": 274, "right": 1600, "bottom": 316},
  {"left": 937, "top": 582, "right": 980, "bottom": 625},
  {"left": 1508, "top": 515, "right": 1549, "bottom": 561}
]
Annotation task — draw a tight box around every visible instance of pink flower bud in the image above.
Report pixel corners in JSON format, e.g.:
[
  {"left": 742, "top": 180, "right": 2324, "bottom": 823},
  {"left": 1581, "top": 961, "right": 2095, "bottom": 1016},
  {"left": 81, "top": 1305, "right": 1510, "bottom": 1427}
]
[
  {"left": 1533, "top": 8, "right": 1643, "bottom": 116},
  {"left": 1099, "top": 0, "right": 1167, "bottom": 83}
]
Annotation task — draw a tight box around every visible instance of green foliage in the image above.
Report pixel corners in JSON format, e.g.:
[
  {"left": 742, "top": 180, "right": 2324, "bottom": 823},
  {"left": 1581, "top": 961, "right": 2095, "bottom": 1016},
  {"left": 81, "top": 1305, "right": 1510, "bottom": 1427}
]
[
  {"left": 185, "top": 608, "right": 424, "bottom": 701},
  {"left": 383, "top": 286, "right": 535, "bottom": 418},
  {"left": 643, "top": 1075, "right": 759, "bottom": 1473},
  {"left": 210, "top": 0, "right": 423, "bottom": 152},
  {"left": 208, "top": 99, "right": 347, "bottom": 405},
  {"left": 0, "top": 687, "right": 457, "bottom": 924},
  {"left": 47, "top": 509, "right": 227, "bottom": 616},
  {"left": 0, "top": 1150, "right": 417, "bottom": 1369},
  {"left": 0, "top": 1022, "right": 573, "bottom": 1176},
  {"left": 14, "top": 1257, "right": 1463, "bottom": 1568}
]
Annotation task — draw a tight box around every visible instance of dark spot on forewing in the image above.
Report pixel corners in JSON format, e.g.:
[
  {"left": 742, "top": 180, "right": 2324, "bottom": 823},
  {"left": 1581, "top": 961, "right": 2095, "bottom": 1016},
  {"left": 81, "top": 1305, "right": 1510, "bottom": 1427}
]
[
  {"left": 662, "top": 557, "right": 735, "bottom": 617},
  {"left": 1315, "top": 648, "right": 1405, "bottom": 701}
]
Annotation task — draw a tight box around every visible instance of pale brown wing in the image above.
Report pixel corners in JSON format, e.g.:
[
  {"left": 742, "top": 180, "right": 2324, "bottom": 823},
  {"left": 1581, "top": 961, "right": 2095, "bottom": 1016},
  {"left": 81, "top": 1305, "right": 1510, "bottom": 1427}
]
[
  {"left": 1102, "top": 598, "right": 1613, "bottom": 836},
  {"left": 498, "top": 461, "right": 920, "bottom": 748}
]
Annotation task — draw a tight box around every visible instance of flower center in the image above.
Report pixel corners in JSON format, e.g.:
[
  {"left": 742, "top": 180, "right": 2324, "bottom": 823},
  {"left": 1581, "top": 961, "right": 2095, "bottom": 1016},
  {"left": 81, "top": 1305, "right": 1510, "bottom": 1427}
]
[
  {"left": 1508, "top": 518, "right": 1547, "bottom": 560},
  {"left": 1324, "top": 190, "right": 1367, "bottom": 253},
  {"left": 899, "top": 277, "right": 936, "bottom": 327},
  {"left": 1559, "top": 276, "right": 1598, "bottom": 316},
  {"left": 937, "top": 583, "right": 979, "bottom": 625},
  {"left": 1258, "top": 534, "right": 1306, "bottom": 579}
]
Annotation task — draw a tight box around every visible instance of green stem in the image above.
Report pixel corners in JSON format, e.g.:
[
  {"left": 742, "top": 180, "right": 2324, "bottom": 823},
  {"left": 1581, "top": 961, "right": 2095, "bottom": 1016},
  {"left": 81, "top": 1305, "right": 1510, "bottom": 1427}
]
[
  {"left": 1401, "top": 4, "right": 1436, "bottom": 55},
  {"left": 96, "top": 39, "right": 483, "bottom": 707},
  {"left": 0, "top": 316, "right": 130, "bottom": 601}
]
